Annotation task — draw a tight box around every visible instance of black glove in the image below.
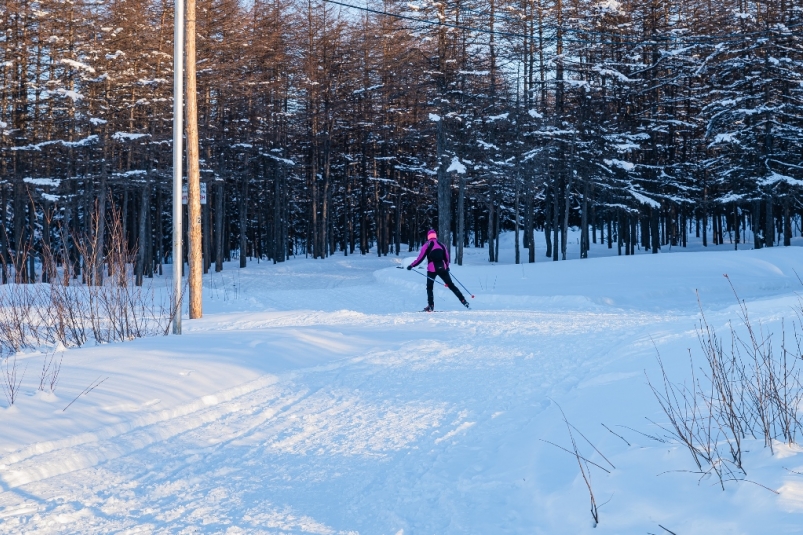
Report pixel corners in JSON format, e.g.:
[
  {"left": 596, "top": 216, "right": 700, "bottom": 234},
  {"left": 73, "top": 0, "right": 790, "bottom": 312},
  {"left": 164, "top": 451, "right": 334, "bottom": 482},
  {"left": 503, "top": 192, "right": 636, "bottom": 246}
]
[{"left": 406, "top": 265, "right": 413, "bottom": 270}]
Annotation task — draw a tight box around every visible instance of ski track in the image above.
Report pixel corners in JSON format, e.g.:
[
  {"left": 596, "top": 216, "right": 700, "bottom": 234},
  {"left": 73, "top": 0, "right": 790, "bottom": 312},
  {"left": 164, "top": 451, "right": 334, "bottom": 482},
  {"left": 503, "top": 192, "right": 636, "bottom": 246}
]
[{"left": 0, "top": 305, "right": 668, "bottom": 534}]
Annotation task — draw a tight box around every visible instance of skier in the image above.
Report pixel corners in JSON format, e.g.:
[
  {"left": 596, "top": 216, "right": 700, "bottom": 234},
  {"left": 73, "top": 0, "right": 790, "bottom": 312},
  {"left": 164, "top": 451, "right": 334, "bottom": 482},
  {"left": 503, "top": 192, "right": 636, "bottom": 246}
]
[{"left": 407, "top": 229, "right": 469, "bottom": 312}]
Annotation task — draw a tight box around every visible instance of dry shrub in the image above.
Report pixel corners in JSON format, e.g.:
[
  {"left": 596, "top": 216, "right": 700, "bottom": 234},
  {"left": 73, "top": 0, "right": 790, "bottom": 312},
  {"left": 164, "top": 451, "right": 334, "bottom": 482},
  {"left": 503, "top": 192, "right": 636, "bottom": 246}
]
[
  {"left": 0, "top": 202, "right": 180, "bottom": 356},
  {"left": 648, "top": 276, "right": 802, "bottom": 490}
]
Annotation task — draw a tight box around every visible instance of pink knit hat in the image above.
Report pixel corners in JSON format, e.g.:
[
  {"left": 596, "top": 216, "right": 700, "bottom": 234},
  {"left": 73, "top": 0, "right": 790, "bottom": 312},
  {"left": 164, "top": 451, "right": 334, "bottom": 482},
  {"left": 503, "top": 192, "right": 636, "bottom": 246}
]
[{"left": 427, "top": 229, "right": 437, "bottom": 240}]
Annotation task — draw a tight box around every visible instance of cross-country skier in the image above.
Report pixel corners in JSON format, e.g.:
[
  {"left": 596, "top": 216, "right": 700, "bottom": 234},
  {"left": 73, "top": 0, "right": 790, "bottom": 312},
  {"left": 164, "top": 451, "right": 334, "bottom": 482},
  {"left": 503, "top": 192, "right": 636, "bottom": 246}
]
[{"left": 407, "top": 229, "right": 469, "bottom": 312}]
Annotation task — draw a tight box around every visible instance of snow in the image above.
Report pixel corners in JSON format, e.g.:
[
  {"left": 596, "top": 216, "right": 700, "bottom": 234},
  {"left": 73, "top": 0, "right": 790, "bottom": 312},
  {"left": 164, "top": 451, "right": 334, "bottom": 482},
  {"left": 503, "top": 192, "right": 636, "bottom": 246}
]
[
  {"left": 605, "top": 158, "right": 636, "bottom": 171},
  {"left": 263, "top": 153, "right": 296, "bottom": 166},
  {"left": 3, "top": 234, "right": 803, "bottom": 533},
  {"left": 710, "top": 132, "right": 739, "bottom": 146},
  {"left": 487, "top": 112, "right": 510, "bottom": 121},
  {"left": 598, "top": 0, "right": 622, "bottom": 12},
  {"left": 23, "top": 178, "right": 61, "bottom": 187},
  {"left": 113, "top": 170, "right": 147, "bottom": 178},
  {"left": 592, "top": 65, "right": 632, "bottom": 82},
  {"left": 762, "top": 171, "right": 803, "bottom": 187},
  {"left": 628, "top": 189, "right": 660, "bottom": 207},
  {"left": 89, "top": 117, "right": 107, "bottom": 125},
  {"left": 11, "top": 135, "right": 97, "bottom": 151},
  {"left": 352, "top": 84, "right": 383, "bottom": 94},
  {"left": 112, "top": 132, "right": 148, "bottom": 141},
  {"left": 428, "top": 113, "right": 441, "bottom": 122},
  {"left": 60, "top": 59, "right": 95, "bottom": 74},
  {"left": 446, "top": 156, "right": 467, "bottom": 174},
  {"left": 56, "top": 88, "right": 83, "bottom": 101}
]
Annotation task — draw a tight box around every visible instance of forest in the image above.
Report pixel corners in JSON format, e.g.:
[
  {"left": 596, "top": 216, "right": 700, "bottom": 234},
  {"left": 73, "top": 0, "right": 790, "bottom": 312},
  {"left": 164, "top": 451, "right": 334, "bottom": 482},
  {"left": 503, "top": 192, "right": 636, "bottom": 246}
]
[{"left": 1, "top": 0, "right": 802, "bottom": 284}]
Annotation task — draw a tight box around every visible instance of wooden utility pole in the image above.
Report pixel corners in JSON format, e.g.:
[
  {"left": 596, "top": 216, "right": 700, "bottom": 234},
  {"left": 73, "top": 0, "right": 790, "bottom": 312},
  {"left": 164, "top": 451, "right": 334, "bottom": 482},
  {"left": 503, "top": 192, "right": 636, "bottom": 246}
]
[{"left": 186, "top": 0, "right": 202, "bottom": 319}]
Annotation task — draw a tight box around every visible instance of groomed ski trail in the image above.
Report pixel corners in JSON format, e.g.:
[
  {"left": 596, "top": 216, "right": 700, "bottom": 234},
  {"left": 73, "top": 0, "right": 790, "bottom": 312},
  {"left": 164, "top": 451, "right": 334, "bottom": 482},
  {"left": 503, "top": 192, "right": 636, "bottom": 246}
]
[{"left": 0, "top": 308, "right": 668, "bottom": 534}]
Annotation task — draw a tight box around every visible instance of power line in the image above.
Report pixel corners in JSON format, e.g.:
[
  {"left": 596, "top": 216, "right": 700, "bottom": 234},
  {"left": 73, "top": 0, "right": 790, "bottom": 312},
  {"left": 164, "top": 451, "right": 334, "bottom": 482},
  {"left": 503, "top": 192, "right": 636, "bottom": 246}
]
[
  {"left": 455, "top": 3, "right": 803, "bottom": 44},
  {"left": 324, "top": 0, "right": 803, "bottom": 47}
]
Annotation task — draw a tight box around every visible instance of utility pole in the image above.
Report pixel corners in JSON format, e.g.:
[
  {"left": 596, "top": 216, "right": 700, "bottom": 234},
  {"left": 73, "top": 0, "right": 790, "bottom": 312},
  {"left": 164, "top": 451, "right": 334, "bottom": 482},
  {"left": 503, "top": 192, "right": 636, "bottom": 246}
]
[
  {"left": 172, "top": 0, "right": 184, "bottom": 334},
  {"left": 186, "top": 0, "right": 202, "bottom": 318}
]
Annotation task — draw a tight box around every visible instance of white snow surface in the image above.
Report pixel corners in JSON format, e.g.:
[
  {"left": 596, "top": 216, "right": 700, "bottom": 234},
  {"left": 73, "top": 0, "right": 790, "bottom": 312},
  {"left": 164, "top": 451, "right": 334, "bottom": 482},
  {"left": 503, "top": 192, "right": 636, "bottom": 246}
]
[
  {"left": 112, "top": 132, "right": 148, "bottom": 141},
  {"left": 59, "top": 59, "right": 96, "bottom": 74},
  {"left": 3, "top": 231, "right": 803, "bottom": 533},
  {"left": 446, "top": 156, "right": 467, "bottom": 174}
]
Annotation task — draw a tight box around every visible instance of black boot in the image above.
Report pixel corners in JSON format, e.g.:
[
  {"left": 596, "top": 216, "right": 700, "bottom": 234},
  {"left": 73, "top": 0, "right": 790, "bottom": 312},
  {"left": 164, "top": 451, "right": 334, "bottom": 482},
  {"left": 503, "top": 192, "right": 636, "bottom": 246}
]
[{"left": 422, "top": 305, "right": 434, "bottom": 312}]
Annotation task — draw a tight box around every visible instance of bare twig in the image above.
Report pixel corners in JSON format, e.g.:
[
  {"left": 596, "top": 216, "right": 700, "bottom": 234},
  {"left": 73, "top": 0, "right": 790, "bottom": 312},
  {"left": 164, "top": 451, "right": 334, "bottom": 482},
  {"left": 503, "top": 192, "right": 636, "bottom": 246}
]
[
  {"left": 569, "top": 422, "right": 616, "bottom": 470},
  {"left": 722, "top": 478, "right": 780, "bottom": 495},
  {"left": 63, "top": 376, "right": 108, "bottom": 412},
  {"left": 2, "top": 355, "right": 27, "bottom": 406},
  {"left": 617, "top": 423, "right": 667, "bottom": 444},
  {"left": 539, "top": 439, "right": 612, "bottom": 474},
  {"left": 551, "top": 401, "right": 601, "bottom": 526},
  {"left": 38, "top": 349, "right": 62, "bottom": 393},
  {"left": 784, "top": 467, "right": 803, "bottom": 477},
  {"left": 601, "top": 423, "right": 631, "bottom": 447}
]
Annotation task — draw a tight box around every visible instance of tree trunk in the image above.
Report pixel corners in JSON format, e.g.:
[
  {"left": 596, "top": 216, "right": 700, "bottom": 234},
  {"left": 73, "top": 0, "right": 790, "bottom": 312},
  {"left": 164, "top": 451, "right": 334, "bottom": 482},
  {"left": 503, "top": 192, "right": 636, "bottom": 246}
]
[
  {"left": 526, "top": 178, "right": 535, "bottom": 263},
  {"left": 495, "top": 208, "right": 500, "bottom": 262},
  {"left": 239, "top": 174, "right": 248, "bottom": 268},
  {"left": 651, "top": 206, "right": 660, "bottom": 253},
  {"left": 27, "top": 196, "right": 36, "bottom": 283},
  {"left": 487, "top": 196, "right": 495, "bottom": 262},
  {"left": 580, "top": 178, "right": 588, "bottom": 259},
  {"left": 561, "top": 174, "right": 570, "bottom": 261},
  {"left": 136, "top": 185, "right": 148, "bottom": 286},
  {"left": 783, "top": 197, "right": 791, "bottom": 247},
  {"left": 552, "top": 180, "right": 559, "bottom": 261},
  {"left": 215, "top": 182, "right": 224, "bottom": 271},
  {"left": 12, "top": 181, "right": 25, "bottom": 281},
  {"left": 514, "top": 178, "right": 520, "bottom": 264},
  {"left": 437, "top": 119, "right": 451, "bottom": 258},
  {"left": 1, "top": 185, "right": 8, "bottom": 284},
  {"left": 544, "top": 190, "right": 552, "bottom": 258},
  {"left": 457, "top": 176, "right": 465, "bottom": 265},
  {"left": 203, "top": 184, "right": 210, "bottom": 273},
  {"left": 93, "top": 141, "right": 108, "bottom": 286},
  {"left": 752, "top": 200, "right": 762, "bottom": 249},
  {"left": 41, "top": 201, "right": 51, "bottom": 284}
]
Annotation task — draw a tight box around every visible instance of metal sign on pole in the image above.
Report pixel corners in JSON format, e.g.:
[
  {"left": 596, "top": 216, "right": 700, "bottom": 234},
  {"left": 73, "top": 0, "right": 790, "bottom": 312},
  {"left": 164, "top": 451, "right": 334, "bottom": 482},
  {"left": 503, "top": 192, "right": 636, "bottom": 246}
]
[
  {"left": 172, "top": 0, "right": 184, "bottom": 335},
  {"left": 182, "top": 183, "right": 206, "bottom": 205}
]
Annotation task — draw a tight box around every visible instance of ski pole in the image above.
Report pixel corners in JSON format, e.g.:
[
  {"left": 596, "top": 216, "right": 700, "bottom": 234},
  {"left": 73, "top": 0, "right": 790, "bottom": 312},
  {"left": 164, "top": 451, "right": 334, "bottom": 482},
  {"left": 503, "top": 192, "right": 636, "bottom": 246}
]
[
  {"left": 403, "top": 266, "right": 448, "bottom": 287},
  {"left": 449, "top": 272, "right": 475, "bottom": 298}
]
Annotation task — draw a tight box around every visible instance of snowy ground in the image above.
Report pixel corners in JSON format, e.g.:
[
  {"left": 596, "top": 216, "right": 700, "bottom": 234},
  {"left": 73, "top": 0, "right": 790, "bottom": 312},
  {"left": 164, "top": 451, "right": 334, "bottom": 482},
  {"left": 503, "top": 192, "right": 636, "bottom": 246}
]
[{"left": 2, "top": 230, "right": 803, "bottom": 534}]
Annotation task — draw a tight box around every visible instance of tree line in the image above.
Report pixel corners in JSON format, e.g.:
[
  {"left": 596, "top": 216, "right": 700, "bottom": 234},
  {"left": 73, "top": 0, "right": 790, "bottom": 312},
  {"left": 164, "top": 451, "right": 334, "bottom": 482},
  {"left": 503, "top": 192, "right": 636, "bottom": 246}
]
[{"left": 0, "top": 0, "right": 801, "bottom": 284}]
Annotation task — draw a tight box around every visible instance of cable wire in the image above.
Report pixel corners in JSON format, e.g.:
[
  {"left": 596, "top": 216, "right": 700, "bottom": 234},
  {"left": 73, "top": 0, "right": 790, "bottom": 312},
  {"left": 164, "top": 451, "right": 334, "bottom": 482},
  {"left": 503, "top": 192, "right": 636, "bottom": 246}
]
[{"left": 324, "top": 0, "right": 803, "bottom": 47}]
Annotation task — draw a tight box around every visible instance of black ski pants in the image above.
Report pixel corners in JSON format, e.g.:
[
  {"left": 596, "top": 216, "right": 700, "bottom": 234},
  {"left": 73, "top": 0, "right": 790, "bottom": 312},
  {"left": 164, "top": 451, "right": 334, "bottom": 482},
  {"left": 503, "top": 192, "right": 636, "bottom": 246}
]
[{"left": 427, "top": 268, "right": 465, "bottom": 308}]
